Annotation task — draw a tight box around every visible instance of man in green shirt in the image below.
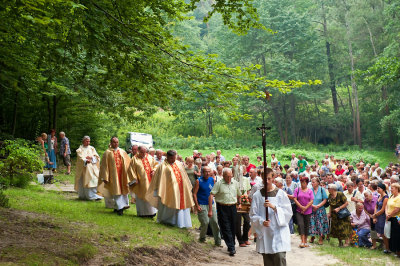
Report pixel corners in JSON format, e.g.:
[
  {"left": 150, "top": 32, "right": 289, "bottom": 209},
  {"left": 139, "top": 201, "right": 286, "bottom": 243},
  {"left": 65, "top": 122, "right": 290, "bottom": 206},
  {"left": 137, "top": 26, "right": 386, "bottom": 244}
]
[
  {"left": 297, "top": 155, "right": 308, "bottom": 173},
  {"left": 209, "top": 168, "right": 241, "bottom": 256}
]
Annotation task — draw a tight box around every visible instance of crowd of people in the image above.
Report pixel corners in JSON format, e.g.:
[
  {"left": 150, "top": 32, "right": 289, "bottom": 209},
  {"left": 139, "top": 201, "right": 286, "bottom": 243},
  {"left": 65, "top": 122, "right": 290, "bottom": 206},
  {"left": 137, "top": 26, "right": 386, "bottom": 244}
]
[{"left": 36, "top": 132, "right": 400, "bottom": 265}]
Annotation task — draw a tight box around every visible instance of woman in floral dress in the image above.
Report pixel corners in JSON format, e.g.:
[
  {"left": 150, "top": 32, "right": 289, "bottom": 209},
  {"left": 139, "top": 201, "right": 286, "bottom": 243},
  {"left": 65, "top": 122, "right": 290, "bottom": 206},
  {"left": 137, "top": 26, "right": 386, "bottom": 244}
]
[
  {"left": 309, "top": 178, "right": 329, "bottom": 245},
  {"left": 328, "top": 184, "right": 352, "bottom": 247}
]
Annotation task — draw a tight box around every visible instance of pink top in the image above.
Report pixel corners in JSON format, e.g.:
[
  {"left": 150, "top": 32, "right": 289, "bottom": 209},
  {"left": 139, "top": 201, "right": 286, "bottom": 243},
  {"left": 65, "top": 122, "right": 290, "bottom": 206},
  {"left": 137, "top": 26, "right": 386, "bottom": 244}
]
[
  {"left": 351, "top": 210, "right": 370, "bottom": 230},
  {"left": 294, "top": 188, "right": 314, "bottom": 215}
]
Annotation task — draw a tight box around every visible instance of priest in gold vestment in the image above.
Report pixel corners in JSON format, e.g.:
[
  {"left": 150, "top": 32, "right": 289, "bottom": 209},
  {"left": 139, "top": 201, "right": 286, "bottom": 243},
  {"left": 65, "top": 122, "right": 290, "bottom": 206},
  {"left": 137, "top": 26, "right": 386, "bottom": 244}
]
[
  {"left": 145, "top": 150, "right": 194, "bottom": 228},
  {"left": 98, "top": 137, "right": 131, "bottom": 215},
  {"left": 75, "top": 136, "right": 103, "bottom": 201},
  {"left": 127, "top": 146, "right": 157, "bottom": 217}
]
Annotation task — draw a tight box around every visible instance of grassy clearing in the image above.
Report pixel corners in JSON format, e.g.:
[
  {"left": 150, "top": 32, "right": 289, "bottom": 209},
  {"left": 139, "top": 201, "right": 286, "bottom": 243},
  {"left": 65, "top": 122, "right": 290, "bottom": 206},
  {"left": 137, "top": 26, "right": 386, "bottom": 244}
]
[
  {"left": 5, "top": 185, "right": 197, "bottom": 248},
  {"left": 2, "top": 184, "right": 203, "bottom": 264},
  {"left": 314, "top": 238, "right": 399, "bottom": 265}
]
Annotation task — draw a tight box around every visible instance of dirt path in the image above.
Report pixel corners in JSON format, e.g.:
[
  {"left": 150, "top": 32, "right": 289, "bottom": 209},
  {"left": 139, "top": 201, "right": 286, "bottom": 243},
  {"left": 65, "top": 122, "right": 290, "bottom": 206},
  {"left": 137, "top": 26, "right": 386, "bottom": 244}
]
[
  {"left": 39, "top": 183, "right": 342, "bottom": 265},
  {"left": 194, "top": 235, "right": 341, "bottom": 266}
]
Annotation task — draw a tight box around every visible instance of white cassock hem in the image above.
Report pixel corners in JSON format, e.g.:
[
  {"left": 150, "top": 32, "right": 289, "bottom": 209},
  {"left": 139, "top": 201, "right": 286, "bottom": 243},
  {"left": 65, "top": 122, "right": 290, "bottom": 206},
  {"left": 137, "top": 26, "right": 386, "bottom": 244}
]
[
  {"left": 78, "top": 177, "right": 103, "bottom": 201},
  {"left": 105, "top": 195, "right": 129, "bottom": 210},
  {"left": 135, "top": 196, "right": 157, "bottom": 216},
  {"left": 157, "top": 201, "right": 192, "bottom": 228}
]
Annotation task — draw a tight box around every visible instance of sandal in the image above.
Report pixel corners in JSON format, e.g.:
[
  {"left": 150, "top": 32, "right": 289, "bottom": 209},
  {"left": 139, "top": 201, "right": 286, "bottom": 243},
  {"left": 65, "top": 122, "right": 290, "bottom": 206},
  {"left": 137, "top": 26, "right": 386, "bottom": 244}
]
[
  {"left": 299, "top": 243, "right": 305, "bottom": 248},
  {"left": 304, "top": 244, "right": 310, "bottom": 248}
]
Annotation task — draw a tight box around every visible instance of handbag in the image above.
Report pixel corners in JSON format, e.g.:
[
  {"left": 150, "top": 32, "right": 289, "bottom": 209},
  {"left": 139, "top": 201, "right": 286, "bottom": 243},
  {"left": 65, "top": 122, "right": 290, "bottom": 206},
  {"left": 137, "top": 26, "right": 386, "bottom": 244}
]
[
  {"left": 336, "top": 191, "right": 352, "bottom": 219},
  {"left": 291, "top": 187, "right": 298, "bottom": 212},
  {"left": 337, "top": 207, "right": 351, "bottom": 219},
  {"left": 384, "top": 220, "right": 391, "bottom": 239},
  {"left": 321, "top": 187, "right": 330, "bottom": 208}
]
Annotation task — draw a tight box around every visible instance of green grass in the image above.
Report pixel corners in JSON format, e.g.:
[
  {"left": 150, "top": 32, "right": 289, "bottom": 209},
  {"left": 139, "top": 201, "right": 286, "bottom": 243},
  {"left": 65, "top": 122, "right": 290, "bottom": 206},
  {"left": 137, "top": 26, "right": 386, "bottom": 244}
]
[
  {"left": 315, "top": 238, "right": 399, "bottom": 265},
  {"left": 5, "top": 185, "right": 196, "bottom": 248}
]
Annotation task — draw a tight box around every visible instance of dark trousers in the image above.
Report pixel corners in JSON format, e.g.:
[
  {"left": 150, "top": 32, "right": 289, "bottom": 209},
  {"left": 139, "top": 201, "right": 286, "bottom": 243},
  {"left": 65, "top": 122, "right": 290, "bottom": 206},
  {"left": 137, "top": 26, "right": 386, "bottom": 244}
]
[
  {"left": 296, "top": 212, "right": 311, "bottom": 236},
  {"left": 262, "top": 252, "right": 286, "bottom": 266},
  {"left": 216, "top": 203, "right": 237, "bottom": 251},
  {"left": 235, "top": 212, "right": 250, "bottom": 244}
]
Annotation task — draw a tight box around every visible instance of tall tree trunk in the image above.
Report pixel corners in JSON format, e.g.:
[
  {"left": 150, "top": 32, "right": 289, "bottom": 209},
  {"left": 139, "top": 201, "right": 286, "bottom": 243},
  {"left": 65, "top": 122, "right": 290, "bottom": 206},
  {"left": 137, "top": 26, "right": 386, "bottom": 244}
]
[
  {"left": 261, "top": 54, "right": 267, "bottom": 76},
  {"left": 270, "top": 98, "right": 285, "bottom": 145},
  {"left": 283, "top": 96, "right": 288, "bottom": 145},
  {"left": 343, "top": 1, "right": 362, "bottom": 148},
  {"left": 321, "top": 1, "right": 339, "bottom": 114},
  {"left": 52, "top": 95, "right": 58, "bottom": 130},
  {"left": 363, "top": 18, "right": 377, "bottom": 57},
  {"left": 11, "top": 91, "right": 19, "bottom": 136},
  {"left": 47, "top": 97, "right": 52, "bottom": 132},
  {"left": 364, "top": 17, "right": 394, "bottom": 147},
  {"left": 272, "top": 101, "right": 285, "bottom": 145},
  {"left": 289, "top": 93, "right": 296, "bottom": 144},
  {"left": 207, "top": 106, "right": 213, "bottom": 136}
]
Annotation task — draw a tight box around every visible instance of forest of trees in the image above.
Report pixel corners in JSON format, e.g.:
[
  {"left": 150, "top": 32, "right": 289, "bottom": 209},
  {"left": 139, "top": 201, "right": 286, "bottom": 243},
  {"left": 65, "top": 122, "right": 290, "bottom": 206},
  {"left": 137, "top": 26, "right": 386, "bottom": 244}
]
[{"left": 1, "top": 0, "right": 399, "bottom": 150}]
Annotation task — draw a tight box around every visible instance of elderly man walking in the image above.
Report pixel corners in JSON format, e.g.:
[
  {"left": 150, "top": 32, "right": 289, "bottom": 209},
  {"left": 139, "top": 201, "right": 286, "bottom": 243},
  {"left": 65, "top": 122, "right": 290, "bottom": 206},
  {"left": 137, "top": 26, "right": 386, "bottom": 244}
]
[
  {"left": 209, "top": 168, "right": 241, "bottom": 256},
  {"left": 75, "top": 136, "right": 103, "bottom": 201},
  {"left": 146, "top": 150, "right": 194, "bottom": 228},
  {"left": 127, "top": 146, "right": 157, "bottom": 217},
  {"left": 98, "top": 137, "right": 131, "bottom": 215},
  {"left": 59, "top": 131, "right": 71, "bottom": 175}
]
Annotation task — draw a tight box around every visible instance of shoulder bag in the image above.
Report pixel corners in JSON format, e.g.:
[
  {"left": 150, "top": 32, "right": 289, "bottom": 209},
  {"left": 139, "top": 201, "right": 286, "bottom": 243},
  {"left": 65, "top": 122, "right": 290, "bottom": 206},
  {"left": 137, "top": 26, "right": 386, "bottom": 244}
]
[
  {"left": 321, "top": 187, "right": 330, "bottom": 208},
  {"left": 337, "top": 192, "right": 351, "bottom": 219}
]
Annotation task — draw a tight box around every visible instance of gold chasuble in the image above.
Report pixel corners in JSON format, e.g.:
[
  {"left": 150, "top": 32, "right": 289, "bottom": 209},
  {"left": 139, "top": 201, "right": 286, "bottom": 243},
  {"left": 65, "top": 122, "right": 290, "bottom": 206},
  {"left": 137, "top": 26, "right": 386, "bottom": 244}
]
[
  {"left": 145, "top": 161, "right": 194, "bottom": 210},
  {"left": 127, "top": 154, "right": 156, "bottom": 200},
  {"left": 74, "top": 145, "right": 100, "bottom": 191},
  {"left": 98, "top": 148, "right": 131, "bottom": 197}
]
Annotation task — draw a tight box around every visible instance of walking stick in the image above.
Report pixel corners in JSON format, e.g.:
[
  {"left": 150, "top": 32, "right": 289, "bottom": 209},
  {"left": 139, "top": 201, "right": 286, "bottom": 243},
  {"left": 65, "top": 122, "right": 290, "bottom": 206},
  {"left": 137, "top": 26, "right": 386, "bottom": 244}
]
[{"left": 257, "top": 123, "right": 271, "bottom": 220}]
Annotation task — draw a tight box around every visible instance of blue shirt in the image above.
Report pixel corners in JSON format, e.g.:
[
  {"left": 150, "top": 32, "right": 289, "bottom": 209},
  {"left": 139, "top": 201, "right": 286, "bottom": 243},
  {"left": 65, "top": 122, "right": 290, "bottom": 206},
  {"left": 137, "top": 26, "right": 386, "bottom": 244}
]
[
  {"left": 312, "top": 186, "right": 328, "bottom": 205},
  {"left": 197, "top": 176, "right": 215, "bottom": 205},
  {"left": 60, "top": 137, "right": 71, "bottom": 155}
]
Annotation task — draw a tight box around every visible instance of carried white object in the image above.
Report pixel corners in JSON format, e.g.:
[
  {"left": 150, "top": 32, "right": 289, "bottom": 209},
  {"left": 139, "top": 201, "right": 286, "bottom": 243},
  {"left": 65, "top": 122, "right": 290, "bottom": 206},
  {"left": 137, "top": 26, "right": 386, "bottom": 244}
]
[
  {"left": 125, "top": 132, "right": 153, "bottom": 150},
  {"left": 37, "top": 174, "right": 44, "bottom": 184},
  {"left": 384, "top": 220, "right": 391, "bottom": 239}
]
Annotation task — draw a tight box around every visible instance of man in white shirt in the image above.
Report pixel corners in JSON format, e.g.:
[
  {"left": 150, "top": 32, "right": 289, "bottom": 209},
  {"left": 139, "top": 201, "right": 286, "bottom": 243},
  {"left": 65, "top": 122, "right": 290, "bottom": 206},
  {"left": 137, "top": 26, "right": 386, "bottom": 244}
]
[
  {"left": 207, "top": 154, "right": 217, "bottom": 172},
  {"left": 155, "top": 149, "right": 165, "bottom": 165},
  {"left": 271, "top": 154, "right": 278, "bottom": 166},
  {"left": 290, "top": 153, "right": 298, "bottom": 171},
  {"left": 248, "top": 168, "right": 263, "bottom": 198},
  {"left": 216, "top": 150, "right": 225, "bottom": 162},
  {"left": 344, "top": 181, "right": 364, "bottom": 213},
  {"left": 355, "top": 178, "right": 367, "bottom": 199}
]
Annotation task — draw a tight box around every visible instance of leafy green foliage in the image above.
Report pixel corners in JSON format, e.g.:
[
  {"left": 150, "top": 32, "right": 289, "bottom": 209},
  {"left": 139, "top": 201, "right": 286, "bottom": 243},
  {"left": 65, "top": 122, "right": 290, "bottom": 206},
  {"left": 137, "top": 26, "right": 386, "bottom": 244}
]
[
  {"left": 0, "top": 188, "right": 10, "bottom": 208},
  {"left": 0, "top": 139, "right": 44, "bottom": 188}
]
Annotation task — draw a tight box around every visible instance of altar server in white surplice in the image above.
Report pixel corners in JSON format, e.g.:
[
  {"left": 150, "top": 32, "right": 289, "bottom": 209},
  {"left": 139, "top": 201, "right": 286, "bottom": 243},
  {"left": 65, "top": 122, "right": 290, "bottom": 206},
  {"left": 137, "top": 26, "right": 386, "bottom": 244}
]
[
  {"left": 250, "top": 168, "right": 292, "bottom": 266},
  {"left": 75, "top": 136, "right": 103, "bottom": 201}
]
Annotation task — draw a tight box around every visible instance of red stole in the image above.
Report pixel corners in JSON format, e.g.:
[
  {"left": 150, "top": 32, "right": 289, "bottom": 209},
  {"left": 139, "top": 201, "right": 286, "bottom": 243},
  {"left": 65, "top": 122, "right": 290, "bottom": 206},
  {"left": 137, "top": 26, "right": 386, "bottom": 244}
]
[
  {"left": 113, "top": 149, "right": 123, "bottom": 191},
  {"left": 142, "top": 156, "right": 152, "bottom": 183},
  {"left": 171, "top": 163, "right": 185, "bottom": 210}
]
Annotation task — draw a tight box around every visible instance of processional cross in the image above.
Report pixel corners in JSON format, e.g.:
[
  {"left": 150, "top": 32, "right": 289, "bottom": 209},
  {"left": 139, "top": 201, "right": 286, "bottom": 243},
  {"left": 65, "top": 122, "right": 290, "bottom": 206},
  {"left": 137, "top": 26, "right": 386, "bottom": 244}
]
[{"left": 256, "top": 123, "right": 271, "bottom": 220}]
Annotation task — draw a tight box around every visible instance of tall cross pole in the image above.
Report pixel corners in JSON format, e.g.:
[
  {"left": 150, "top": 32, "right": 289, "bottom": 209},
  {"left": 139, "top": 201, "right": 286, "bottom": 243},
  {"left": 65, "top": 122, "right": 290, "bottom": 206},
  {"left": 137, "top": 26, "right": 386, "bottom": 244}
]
[{"left": 257, "top": 123, "right": 271, "bottom": 220}]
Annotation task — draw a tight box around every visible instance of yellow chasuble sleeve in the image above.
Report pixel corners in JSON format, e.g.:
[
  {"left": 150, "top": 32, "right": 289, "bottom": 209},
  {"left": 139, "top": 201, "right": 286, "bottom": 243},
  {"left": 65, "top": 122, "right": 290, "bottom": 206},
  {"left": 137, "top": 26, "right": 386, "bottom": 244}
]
[
  {"left": 145, "top": 161, "right": 194, "bottom": 210},
  {"left": 98, "top": 148, "right": 131, "bottom": 197},
  {"left": 127, "top": 154, "right": 155, "bottom": 200}
]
